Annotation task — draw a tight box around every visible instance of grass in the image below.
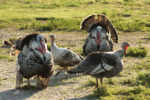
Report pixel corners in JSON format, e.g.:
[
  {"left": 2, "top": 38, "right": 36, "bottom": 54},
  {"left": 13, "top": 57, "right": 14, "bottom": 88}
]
[
  {"left": 20, "top": 17, "right": 81, "bottom": 31},
  {"left": 81, "top": 55, "right": 150, "bottom": 100},
  {"left": 0, "top": 0, "right": 150, "bottom": 100},
  {"left": 0, "top": 0, "right": 149, "bottom": 32},
  {"left": 93, "top": 86, "right": 110, "bottom": 97},
  {"left": 0, "top": 55, "right": 14, "bottom": 61},
  {"left": 127, "top": 46, "right": 148, "bottom": 57},
  {"left": 138, "top": 72, "right": 150, "bottom": 87}
]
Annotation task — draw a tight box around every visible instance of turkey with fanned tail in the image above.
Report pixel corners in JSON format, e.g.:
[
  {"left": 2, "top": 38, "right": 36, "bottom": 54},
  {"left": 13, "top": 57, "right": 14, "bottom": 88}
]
[
  {"left": 81, "top": 14, "right": 118, "bottom": 56},
  {"left": 16, "top": 33, "right": 53, "bottom": 88},
  {"left": 68, "top": 42, "right": 129, "bottom": 90}
]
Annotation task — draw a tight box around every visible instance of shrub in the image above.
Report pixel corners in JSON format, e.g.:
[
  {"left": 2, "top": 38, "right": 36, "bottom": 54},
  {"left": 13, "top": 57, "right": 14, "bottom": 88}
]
[{"left": 127, "top": 46, "right": 148, "bottom": 57}]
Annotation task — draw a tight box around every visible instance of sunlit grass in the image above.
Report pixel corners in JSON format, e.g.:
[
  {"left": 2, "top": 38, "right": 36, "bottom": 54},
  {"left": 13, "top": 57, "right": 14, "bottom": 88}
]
[
  {"left": 0, "top": 0, "right": 149, "bottom": 32},
  {"left": 127, "top": 46, "right": 148, "bottom": 57},
  {"left": 0, "top": 55, "right": 14, "bottom": 61}
]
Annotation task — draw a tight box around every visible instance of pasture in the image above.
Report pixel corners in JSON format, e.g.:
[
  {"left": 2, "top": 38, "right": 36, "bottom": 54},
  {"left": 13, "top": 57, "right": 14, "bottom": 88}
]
[{"left": 0, "top": 0, "right": 150, "bottom": 100}]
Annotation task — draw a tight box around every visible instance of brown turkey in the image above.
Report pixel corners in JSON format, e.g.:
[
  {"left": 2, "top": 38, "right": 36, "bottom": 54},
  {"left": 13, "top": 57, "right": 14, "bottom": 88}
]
[
  {"left": 81, "top": 14, "right": 118, "bottom": 56},
  {"left": 68, "top": 42, "right": 129, "bottom": 90},
  {"left": 16, "top": 33, "right": 53, "bottom": 88}
]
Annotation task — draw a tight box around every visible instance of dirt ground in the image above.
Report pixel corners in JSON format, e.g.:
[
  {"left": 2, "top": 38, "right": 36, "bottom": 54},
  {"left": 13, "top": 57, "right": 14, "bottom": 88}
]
[{"left": 0, "top": 29, "right": 150, "bottom": 100}]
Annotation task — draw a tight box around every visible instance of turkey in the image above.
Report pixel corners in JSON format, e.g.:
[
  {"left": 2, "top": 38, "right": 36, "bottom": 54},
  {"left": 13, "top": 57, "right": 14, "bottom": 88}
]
[
  {"left": 16, "top": 33, "right": 53, "bottom": 88},
  {"left": 49, "top": 34, "right": 83, "bottom": 75},
  {"left": 68, "top": 42, "right": 129, "bottom": 90},
  {"left": 81, "top": 14, "right": 118, "bottom": 56}
]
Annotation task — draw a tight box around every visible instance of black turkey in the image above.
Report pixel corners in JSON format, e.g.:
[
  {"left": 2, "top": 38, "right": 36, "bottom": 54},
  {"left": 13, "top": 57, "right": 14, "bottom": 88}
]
[
  {"left": 49, "top": 35, "right": 83, "bottom": 75},
  {"left": 68, "top": 42, "right": 129, "bottom": 90},
  {"left": 81, "top": 14, "right": 118, "bottom": 56},
  {"left": 16, "top": 33, "right": 53, "bottom": 88}
]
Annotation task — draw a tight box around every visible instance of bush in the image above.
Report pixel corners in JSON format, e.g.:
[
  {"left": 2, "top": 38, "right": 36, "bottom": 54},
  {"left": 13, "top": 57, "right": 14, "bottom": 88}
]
[{"left": 127, "top": 46, "right": 148, "bottom": 57}]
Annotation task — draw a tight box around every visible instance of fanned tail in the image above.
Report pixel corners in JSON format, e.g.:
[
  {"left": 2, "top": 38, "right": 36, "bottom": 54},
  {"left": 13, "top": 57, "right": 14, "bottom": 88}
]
[{"left": 81, "top": 14, "right": 118, "bottom": 43}]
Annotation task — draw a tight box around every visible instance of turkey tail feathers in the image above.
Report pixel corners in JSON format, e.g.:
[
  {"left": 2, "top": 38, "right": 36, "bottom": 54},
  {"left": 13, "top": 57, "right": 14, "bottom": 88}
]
[
  {"left": 68, "top": 65, "right": 82, "bottom": 74},
  {"left": 81, "top": 14, "right": 118, "bottom": 43},
  {"left": 3, "top": 40, "right": 14, "bottom": 47}
]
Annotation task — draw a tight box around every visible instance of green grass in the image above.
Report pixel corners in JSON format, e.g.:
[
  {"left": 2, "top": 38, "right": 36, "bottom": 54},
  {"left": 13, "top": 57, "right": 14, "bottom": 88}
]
[
  {"left": 127, "top": 46, "right": 148, "bottom": 57},
  {"left": 93, "top": 86, "right": 110, "bottom": 97},
  {"left": 20, "top": 17, "right": 81, "bottom": 31},
  {"left": 0, "top": 0, "right": 149, "bottom": 32},
  {"left": 138, "top": 72, "right": 150, "bottom": 87},
  {"left": 0, "top": 55, "right": 14, "bottom": 61}
]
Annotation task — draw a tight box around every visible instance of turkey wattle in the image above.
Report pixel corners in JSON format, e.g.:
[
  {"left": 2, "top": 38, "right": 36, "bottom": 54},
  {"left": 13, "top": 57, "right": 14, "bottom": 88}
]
[
  {"left": 68, "top": 42, "right": 129, "bottom": 89},
  {"left": 49, "top": 35, "right": 83, "bottom": 73},
  {"left": 16, "top": 33, "right": 53, "bottom": 88},
  {"left": 81, "top": 14, "right": 118, "bottom": 56}
]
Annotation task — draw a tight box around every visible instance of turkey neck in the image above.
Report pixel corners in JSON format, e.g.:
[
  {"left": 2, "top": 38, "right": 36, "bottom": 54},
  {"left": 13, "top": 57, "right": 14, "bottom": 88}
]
[
  {"left": 50, "top": 38, "right": 58, "bottom": 50},
  {"left": 114, "top": 47, "right": 126, "bottom": 59}
]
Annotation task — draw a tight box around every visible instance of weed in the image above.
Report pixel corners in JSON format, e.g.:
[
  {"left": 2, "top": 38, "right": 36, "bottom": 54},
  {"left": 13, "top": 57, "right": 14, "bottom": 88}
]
[
  {"left": 138, "top": 72, "right": 150, "bottom": 87},
  {"left": 117, "top": 86, "right": 144, "bottom": 95},
  {"left": 121, "top": 78, "right": 138, "bottom": 86},
  {"left": 93, "top": 86, "right": 110, "bottom": 97},
  {"left": 127, "top": 46, "right": 148, "bottom": 57},
  {"left": 107, "top": 79, "right": 115, "bottom": 85}
]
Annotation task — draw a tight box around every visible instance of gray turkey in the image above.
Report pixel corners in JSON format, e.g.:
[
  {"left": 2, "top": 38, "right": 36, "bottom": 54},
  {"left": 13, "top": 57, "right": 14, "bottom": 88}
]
[
  {"left": 81, "top": 14, "right": 118, "bottom": 56},
  {"left": 68, "top": 42, "right": 129, "bottom": 90},
  {"left": 16, "top": 33, "right": 53, "bottom": 88},
  {"left": 49, "top": 35, "right": 83, "bottom": 75}
]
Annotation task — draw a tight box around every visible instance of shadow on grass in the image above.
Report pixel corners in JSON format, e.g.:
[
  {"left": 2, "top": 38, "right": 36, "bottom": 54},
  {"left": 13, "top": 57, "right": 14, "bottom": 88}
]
[
  {"left": 49, "top": 72, "right": 80, "bottom": 87},
  {"left": 0, "top": 87, "right": 43, "bottom": 100}
]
